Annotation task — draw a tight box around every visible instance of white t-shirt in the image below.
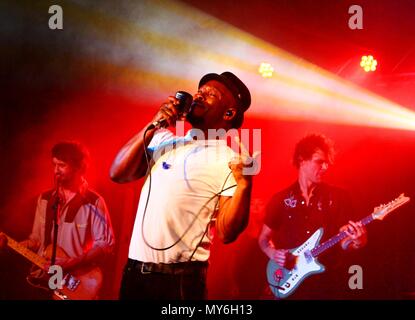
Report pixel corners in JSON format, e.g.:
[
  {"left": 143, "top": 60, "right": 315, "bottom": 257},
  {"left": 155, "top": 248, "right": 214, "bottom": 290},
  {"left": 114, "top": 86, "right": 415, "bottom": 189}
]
[{"left": 128, "top": 129, "right": 237, "bottom": 263}]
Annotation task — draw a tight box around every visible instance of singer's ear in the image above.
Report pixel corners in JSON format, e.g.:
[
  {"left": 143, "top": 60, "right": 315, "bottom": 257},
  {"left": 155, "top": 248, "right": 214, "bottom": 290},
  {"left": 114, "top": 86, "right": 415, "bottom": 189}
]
[{"left": 223, "top": 108, "right": 237, "bottom": 121}]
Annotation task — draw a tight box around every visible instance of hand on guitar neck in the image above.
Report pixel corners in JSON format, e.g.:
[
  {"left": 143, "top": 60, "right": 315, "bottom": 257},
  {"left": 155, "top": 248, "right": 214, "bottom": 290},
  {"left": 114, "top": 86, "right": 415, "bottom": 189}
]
[
  {"left": 0, "top": 233, "right": 78, "bottom": 273},
  {"left": 0, "top": 233, "right": 37, "bottom": 252},
  {"left": 1, "top": 231, "right": 103, "bottom": 300},
  {"left": 339, "top": 220, "right": 367, "bottom": 250},
  {"left": 19, "top": 238, "right": 40, "bottom": 252}
]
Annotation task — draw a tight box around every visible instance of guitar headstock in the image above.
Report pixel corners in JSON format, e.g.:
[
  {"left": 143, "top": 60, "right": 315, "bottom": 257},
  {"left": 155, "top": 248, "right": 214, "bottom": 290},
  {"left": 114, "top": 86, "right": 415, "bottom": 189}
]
[{"left": 372, "top": 193, "right": 410, "bottom": 221}]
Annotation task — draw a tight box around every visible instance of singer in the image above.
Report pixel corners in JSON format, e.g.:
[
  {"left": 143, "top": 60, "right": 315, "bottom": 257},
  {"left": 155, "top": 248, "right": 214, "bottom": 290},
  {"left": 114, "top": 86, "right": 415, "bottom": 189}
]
[
  {"left": 1, "top": 141, "right": 115, "bottom": 299},
  {"left": 110, "top": 71, "right": 256, "bottom": 300}
]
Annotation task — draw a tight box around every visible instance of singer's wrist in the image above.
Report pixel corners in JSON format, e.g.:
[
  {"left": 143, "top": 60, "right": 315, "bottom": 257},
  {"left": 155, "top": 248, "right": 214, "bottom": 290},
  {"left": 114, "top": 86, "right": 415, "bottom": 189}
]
[
  {"left": 144, "top": 120, "right": 160, "bottom": 131},
  {"left": 236, "top": 178, "right": 253, "bottom": 190},
  {"left": 266, "top": 246, "right": 276, "bottom": 260},
  {"left": 148, "top": 117, "right": 160, "bottom": 126},
  {"left": 148, "top": 116, "right": 172, "bottom": 129}
]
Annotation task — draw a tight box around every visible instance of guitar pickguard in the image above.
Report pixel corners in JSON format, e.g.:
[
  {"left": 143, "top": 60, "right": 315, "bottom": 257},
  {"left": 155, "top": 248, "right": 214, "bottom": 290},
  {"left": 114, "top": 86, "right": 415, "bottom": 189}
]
[{"left": 267, "top": 228, "right": 325, "bottom": 299}]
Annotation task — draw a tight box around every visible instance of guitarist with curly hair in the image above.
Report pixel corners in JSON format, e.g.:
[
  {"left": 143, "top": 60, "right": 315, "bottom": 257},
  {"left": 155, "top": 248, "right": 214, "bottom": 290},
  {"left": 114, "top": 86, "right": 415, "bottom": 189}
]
[{"left": 258, "top": 133, "right": 367, "bottom": 300}]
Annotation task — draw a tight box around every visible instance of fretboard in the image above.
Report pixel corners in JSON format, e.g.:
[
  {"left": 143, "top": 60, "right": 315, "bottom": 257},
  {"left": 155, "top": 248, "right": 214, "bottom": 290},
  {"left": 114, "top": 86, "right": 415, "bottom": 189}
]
[
  {"left": 311, "top": 214, "right": 373, "bottom": 257},
  {"left": 5, "top": 234, "right": 46, "bottom": 269}
]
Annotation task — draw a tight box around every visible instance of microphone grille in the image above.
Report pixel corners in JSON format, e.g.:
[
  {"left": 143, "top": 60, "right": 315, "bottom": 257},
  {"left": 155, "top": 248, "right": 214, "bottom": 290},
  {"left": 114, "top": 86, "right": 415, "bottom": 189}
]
[{"left": 175, "top": 91, "right": 193, "bottom": 115}]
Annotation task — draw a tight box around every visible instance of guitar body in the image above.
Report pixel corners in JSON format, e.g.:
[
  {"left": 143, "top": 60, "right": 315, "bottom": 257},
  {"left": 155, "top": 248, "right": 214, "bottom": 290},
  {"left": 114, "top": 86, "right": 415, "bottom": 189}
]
[
  {"left": 28, "top": 244, "right": 103, "bottom": 300},
  {"left": 51, "top": 265, "right": 103, "bottom": 300},
  {"left": 266, "top": 228, "right": 325, "bottom": 299}
]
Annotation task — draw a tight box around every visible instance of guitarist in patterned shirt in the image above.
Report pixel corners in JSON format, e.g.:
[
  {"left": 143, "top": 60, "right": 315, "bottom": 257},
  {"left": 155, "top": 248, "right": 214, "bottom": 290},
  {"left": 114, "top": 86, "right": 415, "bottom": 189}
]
[{"left": 1, "top": 141, "right": 114, "bottom": 299}]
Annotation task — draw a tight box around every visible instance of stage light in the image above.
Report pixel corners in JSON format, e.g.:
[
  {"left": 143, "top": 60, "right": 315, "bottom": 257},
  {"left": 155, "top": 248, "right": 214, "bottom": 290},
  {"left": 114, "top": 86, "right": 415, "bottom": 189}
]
[
  {"left": 258, "top": 63, "right": 274, "bottom": 78},
  {"left": 360, "top": 55, "right": 378, "bottom": 72},
  {"left": 20, "top": 0, "right": 414, "bottom": 131}
]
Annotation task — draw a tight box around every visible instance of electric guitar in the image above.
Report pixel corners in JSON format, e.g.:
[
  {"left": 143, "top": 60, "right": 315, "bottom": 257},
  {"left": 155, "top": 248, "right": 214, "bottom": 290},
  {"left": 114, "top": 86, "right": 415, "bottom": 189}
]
[
  {"left": 1, "top": 233, "right": 103, "bottom": 300},
  {"left": 266, "top": 193, "right": 410, "bottom": 299}
]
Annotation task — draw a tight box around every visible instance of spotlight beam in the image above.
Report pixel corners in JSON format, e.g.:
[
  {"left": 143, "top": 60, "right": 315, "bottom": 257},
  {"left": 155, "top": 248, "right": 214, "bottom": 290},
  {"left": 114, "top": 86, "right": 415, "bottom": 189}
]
[{"left": 12, "top": 0, "right": 415, "bottom": 131}]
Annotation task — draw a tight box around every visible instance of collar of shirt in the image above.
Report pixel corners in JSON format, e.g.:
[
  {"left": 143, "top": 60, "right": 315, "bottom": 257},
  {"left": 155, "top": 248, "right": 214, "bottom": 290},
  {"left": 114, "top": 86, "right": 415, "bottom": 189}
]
[
  {"left": 183, "top": 129, "right": 228, "bottom": 147},
  {"left": 290, "top": 181, "right": 327, "bottom": 202}
]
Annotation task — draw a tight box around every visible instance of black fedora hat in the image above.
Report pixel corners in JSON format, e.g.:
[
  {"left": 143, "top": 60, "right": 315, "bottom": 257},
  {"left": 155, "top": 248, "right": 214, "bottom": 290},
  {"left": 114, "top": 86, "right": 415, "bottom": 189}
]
[{"left": 199, "top": 71, "right": 251, "bottom": 111}]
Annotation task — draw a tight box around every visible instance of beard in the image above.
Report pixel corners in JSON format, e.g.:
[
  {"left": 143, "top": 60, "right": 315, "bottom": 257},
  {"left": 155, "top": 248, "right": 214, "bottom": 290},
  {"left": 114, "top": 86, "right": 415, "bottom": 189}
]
[
  {"left": 55, "top": 172, "right": 76, "bottom": 188},
  {"left": 55, "top": 175, "right": 68, "bottom": 188}
]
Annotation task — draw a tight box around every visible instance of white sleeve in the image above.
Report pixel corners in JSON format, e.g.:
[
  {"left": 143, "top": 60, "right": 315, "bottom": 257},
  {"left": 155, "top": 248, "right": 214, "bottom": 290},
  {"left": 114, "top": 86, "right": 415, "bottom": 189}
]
[
  {"left": 147, "top": 129, "right": 174, "bottom": 152},
  {"left": 90, "top": 196, "right": 115, "bottom": 253}
]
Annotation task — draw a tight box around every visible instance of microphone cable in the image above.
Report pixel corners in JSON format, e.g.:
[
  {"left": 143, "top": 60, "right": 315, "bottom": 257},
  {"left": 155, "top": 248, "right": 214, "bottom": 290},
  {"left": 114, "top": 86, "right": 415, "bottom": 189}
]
[
  {"left": 141, "top": 128, "right": 236, "bottom": 253},
  {"left": 186, "top": 170, "right": 233, "bottom": 262}
]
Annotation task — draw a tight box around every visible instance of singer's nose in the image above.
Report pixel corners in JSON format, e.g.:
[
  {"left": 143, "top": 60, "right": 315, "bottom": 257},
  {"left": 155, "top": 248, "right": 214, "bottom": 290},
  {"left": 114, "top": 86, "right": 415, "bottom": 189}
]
[{"left": 193, "top": 92, "right": 204, "bottom": 102}]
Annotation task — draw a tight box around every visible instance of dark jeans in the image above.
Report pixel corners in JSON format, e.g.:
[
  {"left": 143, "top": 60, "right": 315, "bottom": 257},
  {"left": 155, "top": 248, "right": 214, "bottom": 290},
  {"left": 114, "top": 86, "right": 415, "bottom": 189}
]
[{"left": 119, "top": 259, "right": 208, "bottom": 300}]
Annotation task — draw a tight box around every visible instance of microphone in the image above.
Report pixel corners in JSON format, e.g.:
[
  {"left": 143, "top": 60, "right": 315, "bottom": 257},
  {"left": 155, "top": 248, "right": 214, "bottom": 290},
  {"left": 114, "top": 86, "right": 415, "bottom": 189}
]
[
  {"left": 53, "top": 176, "right": 63, "bottom": 209},
  {"left": 148, "top": 91, "right": 193, "bottom": 130}
]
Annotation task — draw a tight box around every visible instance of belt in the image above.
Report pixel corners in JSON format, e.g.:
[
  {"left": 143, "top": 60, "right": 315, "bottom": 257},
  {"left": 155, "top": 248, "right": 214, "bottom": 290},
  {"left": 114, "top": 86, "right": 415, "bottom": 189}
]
[{"left": 127, "top": 258, "right": 208, "bottom": 275}]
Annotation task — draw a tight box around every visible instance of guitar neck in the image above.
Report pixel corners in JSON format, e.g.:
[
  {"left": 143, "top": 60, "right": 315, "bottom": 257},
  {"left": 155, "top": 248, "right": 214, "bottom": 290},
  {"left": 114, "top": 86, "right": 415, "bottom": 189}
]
[
  {"left": 5, "top": 234, "right": 46, "bottom": 269},
  {"left": 311, "top": 215, "right": 373, "bottom": 257}
]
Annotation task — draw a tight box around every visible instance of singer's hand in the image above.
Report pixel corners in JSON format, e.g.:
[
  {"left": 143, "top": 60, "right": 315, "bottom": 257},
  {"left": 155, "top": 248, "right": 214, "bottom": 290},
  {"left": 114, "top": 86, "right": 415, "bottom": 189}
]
[
  {"left": 228, "top": 136, "right": 260, "bottom": 188},
  {"left": 151, "top": 96, "right": 183, "bottom": 128}
]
